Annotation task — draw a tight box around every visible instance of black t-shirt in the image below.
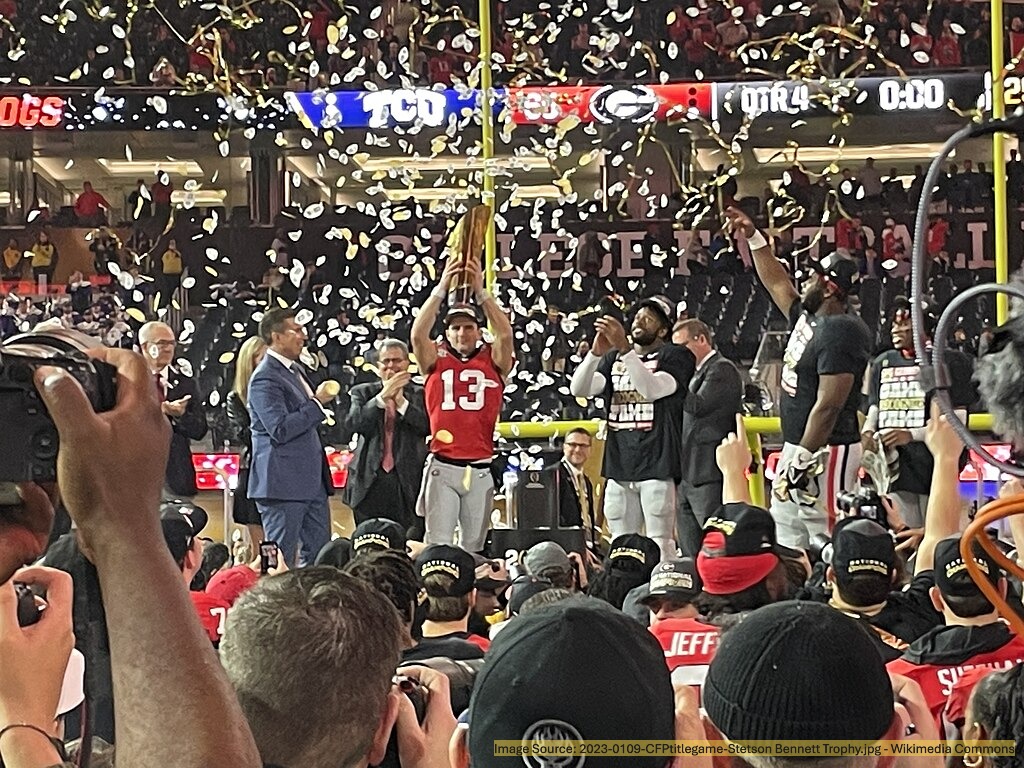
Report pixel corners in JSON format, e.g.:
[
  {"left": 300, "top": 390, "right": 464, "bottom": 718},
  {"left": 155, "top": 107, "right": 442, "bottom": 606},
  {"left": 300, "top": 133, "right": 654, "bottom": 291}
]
[
  {"left": 871, "top": 571, "right": 944, "bottom": 645},
  {"left": 598, "top": 343, "right": 695, "bottom": 482},
  {"left": 780, "top": 303, "right": 871, "bottom": 446},
  {"left": 867, "top": 349, "right": 978, "bottom": 494},
  {"left": 401, "top": 633, "right": 485, "bottom": 662}
]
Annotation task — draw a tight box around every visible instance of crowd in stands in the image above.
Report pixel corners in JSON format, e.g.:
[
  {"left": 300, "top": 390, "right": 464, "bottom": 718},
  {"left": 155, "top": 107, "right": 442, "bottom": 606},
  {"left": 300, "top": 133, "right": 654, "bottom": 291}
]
[{"left": 1, "top": 0, "right": 1022, "bottom": 88}]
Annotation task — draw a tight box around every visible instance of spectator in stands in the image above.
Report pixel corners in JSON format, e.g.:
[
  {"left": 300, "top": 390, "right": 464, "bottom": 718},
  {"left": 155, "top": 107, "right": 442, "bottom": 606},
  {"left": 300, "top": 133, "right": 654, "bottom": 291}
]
[
  {"left": 227, "top": 335, "right": 268, "bottom": 546},
  {"left": 910, "top": 14, "right": 934, "bottom": 65},
  {"left": 221, "top": 567, "right": 450, "bottom": 768},
  {"left": 89, "top": 228, "right": 119, "bottom": 275},
  {"left": 728, "top": 207, "right": 871, "bottom": 549},
  {"left": 127, "top": 178, "right": 152, "bottom": 224},
  {"left": 933, "top": 21, "right": 962, "bottom": 67},
  {"left": 29, "top": 345, "right": 263, "bottom": 766},
  {"left": 151, "top": 170, "right": 173, "bottom": 229},
  {"left": 140, "top": 320, "right": 208, "bottom": 500},
  {"left": 159, "top": 238, "right": 183, "bottom": 307},
  {"left": 2, "top": 236, "right": 22, "bottom": 280},
  {"left": 858, "top": 158, "right": 884, "bottom": 210},
  {"left": 407, "top": 544, "right": 488, "bottom": 661},
  {"left": 1009, "top": 149, "right": 1024, "bottom": 205},
  {"left": 378, "top": 24, "right": 401, "bottom": 57},
  {"left": 30, "top": 230, "right": 58, "bottom": 286},
  {"left": 66, "top": 270, "right": 92, "bottom": 313},
  {"left": 1010, "top": 16, "right": 1024, "bottom": 59},
  {"left": 909, "top": 164, "right": 927, "bottom": 210},
  {"left": 964, "top": 27, "right": 991, "bottom": 67},
  {"left": 73, "top": 181, "right": 112, "bottom": 228},
  {"left": 883, "top": 167, "right": 907, "bottom": 211}
]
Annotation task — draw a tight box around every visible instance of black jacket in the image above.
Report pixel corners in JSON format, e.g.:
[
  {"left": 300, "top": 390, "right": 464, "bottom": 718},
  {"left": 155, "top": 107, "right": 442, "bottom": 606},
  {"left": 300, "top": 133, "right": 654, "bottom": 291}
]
[
  {"left": 344, "top": 381, "right": 430, "bottom": 510},
  {"left": 225, "top": 390, "right": 252, "bottom": 469},
  {"left": 679, "top": 352, "right": 743, "bottom": 486},
  {"left": 163, "top": 368, "right": 208, "bottom": 497}
]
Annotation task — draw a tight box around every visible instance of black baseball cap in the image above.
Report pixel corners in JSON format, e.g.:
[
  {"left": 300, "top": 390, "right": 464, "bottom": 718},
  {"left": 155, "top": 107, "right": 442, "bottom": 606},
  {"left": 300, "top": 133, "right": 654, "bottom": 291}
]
[
  {"left": 473, "top": 554, "right": 511, "bottom": 591},
  {"left": 831, "top": 517, "right": 896, "bottom": 583},
  {"left": 698, "top": 502, "right": 801, "bottom": 595},
  {"left": 467, "top": 597, "right": 675, "bottom": 767},
  {"left": 812, "top": 251, "right": 861, "bottom": 297},
  {"left": 415, "top": 544, "right": 476, "bottom": 598},
  {"left": 351, "top": 518, "right": 406, "bottom": 554},
  {"left": 506, "top": 575, "right": 553, "bottom": 616},
  {"left": 635, "top": 295, "right": 675, "bottom": 332},
  {"left": 608, "top": 534, "right": 661, "bottom": 576},
  {"left": 314, "top": 537, "right": 354, "bottom": 569},
  {"left": 640, "top": 559, "right": 702, "bottom": 605},
  {"left": 444, "top": 304, "right": 482, "bottom": 326},
  {"left": 934, "top": 536, "right": 1002, "bottom": 599},
  {"left": 160, "top": 501, "right": 208, "bottom": 565}
]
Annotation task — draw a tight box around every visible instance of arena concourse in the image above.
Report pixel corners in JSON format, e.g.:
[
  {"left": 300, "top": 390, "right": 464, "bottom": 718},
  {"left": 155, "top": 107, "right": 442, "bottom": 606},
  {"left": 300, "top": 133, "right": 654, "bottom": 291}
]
[{"left": 0, "top": 0, "right": 1023, "bottom": 766}]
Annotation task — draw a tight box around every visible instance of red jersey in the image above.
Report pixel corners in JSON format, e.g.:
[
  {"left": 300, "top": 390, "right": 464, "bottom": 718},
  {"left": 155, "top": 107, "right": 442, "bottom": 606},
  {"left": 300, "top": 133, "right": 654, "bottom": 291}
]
[
  {"left": 191, "top": 591, "right": 231, "bottom": 645},
  {"left": 650, "top": 617, "right": 720, "bottom": 691},
  {"left": 886, "top": 623, "right": 1024, "bottom": 729},
  {"left": 425, "top": 344, "right": 504, "bottom": 461}
]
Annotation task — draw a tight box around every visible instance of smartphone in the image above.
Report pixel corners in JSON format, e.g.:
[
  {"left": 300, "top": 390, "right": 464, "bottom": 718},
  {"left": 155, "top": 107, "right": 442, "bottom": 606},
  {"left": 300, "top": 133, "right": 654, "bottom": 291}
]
[{"left": 260, "top": 541, "right": 279, "bottom": 574}]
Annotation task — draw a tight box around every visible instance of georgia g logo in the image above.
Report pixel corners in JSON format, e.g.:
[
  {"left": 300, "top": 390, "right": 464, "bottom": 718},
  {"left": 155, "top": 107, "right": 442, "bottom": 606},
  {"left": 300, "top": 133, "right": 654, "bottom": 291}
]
[{"left": 589, "top": 85, "right": 659, "bottom": 124}]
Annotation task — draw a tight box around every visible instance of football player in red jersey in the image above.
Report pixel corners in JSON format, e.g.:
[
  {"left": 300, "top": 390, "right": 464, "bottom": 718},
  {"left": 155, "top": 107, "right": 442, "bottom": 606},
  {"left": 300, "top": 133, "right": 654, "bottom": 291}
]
[{"left": 411, "top": 254, "right": 514, "bottom": 552}]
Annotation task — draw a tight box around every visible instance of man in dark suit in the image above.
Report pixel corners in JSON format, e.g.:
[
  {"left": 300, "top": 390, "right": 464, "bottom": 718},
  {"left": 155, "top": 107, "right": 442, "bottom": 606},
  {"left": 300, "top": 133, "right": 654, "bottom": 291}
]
[
  {"left": 345, "top": 339, "right": 430, "bottom": 531},
  {"left": 555, "top": 427, "right": 603, "bottom": 551},
  {"left": 140, "top": 321, "right": 208, "bottom": 499},
  {"left": 248, "top": 308, "right": 336, "bottom": 567},
  {"left": 672, "top": 320, "right": 744, "bottom": 557}
]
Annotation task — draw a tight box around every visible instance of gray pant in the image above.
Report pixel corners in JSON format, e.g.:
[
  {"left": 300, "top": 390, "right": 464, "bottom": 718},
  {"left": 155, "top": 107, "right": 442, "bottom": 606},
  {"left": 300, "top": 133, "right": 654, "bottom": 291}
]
[
  {"left": 676, "top": 479, "right": 723, "bottom": 558},
  {"left": 416, "top": 454, "right": 494, "bottom": 553},
  {"left": 892, "top": 490, "right": 928, "bottom": 529},
  {"left": 604, "top": 478, "right": 677, "bottom": 561}
]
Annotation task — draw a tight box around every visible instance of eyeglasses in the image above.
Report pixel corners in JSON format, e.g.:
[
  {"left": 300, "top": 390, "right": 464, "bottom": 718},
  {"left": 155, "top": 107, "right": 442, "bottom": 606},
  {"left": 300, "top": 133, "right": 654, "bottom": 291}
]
[
  {"left": 379, "top": 357, "right": 407, "bottom": 366},
  {"left": 149, "top": 340, "right": 176, "bottom": 349},
  {"left": 565, "top": 442, "right": 591, "bottom": 449}
]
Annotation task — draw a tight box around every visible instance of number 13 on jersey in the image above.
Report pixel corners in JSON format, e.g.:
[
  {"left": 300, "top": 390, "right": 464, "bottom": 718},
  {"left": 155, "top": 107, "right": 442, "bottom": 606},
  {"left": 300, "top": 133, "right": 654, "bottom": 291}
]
[{"left": 440, "top": 368, "right": 488, "bottom": 411}]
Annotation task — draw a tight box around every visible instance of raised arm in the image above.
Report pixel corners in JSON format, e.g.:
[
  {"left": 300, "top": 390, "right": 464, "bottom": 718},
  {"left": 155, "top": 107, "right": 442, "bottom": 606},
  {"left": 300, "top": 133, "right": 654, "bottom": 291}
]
[
  {"left": 915, "top": 401, "right": 965, "bottom": 575},
  {"left": 717, "top": 413, "right": 754, "bottom": 505},
  {"left": 34, "top": 348, "right": 261, "bottom": 768},
  {"left": 724, "top": 206, "right": 798, "bottom": 318},
  {"left": 411, "top": 258, "right": 461, "bottom": 375},
  {"left": 472, "top": 256, "right": 514, "bottom": 378}
]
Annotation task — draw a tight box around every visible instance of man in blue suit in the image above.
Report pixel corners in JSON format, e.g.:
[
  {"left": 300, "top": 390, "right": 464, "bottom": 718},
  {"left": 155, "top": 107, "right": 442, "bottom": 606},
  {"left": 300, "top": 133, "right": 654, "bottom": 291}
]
[{"left": 248, "top": 308, "right": 335, "bottom": 566}]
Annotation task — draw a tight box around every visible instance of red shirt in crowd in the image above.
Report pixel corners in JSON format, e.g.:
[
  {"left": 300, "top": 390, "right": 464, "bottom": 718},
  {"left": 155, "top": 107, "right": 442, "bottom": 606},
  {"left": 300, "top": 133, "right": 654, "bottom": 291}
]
[
  {"left": 74, "top": 189, "right": 111, "bottom": 217},
  {"left": 650, "top": 617, "right": 720, "bottom": 692},
  {"left": 191, "top": 590, "right": 232, "bottom": 644}
]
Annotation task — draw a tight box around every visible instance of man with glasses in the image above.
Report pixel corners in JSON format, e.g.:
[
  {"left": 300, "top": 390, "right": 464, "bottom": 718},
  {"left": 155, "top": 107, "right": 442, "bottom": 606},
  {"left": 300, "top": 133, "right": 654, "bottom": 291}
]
[
  {"left": 140, "top": 321, "right": 208, "bottom": 500},
  {"left": 555, "top": 428, "right": 604, "bottom": 551},
  {"left": 672, "top": 319, "right": 743, "bottom": 556},
  {"left": 344, "top": 339, "right": 430, "bottom": 531}
]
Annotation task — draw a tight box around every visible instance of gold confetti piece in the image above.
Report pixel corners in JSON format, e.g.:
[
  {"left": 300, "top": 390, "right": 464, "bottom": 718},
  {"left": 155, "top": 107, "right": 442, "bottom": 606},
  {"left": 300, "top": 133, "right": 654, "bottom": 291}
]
[
  {"left": 435, "top": 430, "right": 454, "bottom": 444},
  {"left": 126, "top": 307, "right": 146, "bottom": 323}
]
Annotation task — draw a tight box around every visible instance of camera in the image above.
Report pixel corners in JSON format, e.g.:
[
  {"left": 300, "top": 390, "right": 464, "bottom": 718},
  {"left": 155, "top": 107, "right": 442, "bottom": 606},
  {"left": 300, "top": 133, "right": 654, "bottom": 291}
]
[
  {"left": 259, "top": 541, "right": 279, "bottom": 574},
  {"left": 835, "top": 488, "right": 887, "bottom": 529},
  {"left": 0, "top": 327, "right": 117, "bottom": 494}
]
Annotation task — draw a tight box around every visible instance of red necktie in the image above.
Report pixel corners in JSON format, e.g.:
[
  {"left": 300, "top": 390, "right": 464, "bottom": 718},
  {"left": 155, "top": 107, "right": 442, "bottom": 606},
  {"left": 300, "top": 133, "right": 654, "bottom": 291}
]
[
  {"left": 155, "top": 373, "right": 165, "bottom": 402},
  {"left": 381, "top": 399, "right": 396, "bottom": 473}
]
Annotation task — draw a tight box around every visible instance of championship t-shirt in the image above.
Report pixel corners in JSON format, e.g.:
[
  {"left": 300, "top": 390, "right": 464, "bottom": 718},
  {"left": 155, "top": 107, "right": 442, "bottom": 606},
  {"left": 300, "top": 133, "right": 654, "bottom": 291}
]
[
  {"left": 780, "top": 303, "right": 871, "bottom": 446},
  {"left": 598, "top": 344, "right": 695, "bottom": 482},
  {"left": 867, "top": 349, "right": 977, "bottom": 494}
]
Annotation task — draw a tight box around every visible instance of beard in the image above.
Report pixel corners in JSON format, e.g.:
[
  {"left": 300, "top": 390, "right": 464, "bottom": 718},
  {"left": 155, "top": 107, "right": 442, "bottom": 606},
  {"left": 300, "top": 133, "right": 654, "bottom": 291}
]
[
  {"left": 802, "top": 282, "right": 826, "bottom": 314},
  {"left": 631, "top": 327, "right": 659, "bottom": 347}
]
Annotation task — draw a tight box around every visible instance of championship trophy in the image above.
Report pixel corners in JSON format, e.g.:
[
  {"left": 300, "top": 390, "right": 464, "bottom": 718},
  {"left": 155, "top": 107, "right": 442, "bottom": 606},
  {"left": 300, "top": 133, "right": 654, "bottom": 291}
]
[{"left": 445, "top": 204, "right": 491, "bottom": 307}]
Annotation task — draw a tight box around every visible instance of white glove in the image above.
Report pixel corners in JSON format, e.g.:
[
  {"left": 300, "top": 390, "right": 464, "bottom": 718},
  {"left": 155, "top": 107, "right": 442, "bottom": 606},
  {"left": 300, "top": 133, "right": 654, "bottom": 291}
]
[{"left": 773, "top": 446, "right": 825, "bottom": 505}]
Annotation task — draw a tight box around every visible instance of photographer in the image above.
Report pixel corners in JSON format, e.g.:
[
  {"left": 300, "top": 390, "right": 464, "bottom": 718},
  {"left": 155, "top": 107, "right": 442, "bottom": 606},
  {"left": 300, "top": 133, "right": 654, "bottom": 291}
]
[
  {"left": 816, "top": 402, "right": 963, "bottom": 659},
  {"left": 27, "top": 346, "right": 261, "bottom": 767},
  {"left": 0, "top": 568, "right": 74, "bottom": 768}
]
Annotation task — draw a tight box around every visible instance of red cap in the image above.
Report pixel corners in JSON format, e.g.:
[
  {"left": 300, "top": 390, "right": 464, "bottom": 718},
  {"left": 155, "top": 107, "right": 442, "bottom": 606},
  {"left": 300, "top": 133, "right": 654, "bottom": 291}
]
[{"left": 206, "top": 565, "right": 259, "bottom": 607}]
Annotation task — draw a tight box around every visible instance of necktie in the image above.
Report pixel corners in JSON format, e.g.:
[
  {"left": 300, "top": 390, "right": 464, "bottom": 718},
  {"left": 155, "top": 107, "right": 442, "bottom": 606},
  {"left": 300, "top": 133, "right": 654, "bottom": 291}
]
[
  {"left": 154, "top": 372, "right": 165, "bottom": 402},
  {"left": 575, "top": 470, "right": 593, "bottom": 541},
  {"left": 381, "top": 399, "right": 396, "bottom": 473}
]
